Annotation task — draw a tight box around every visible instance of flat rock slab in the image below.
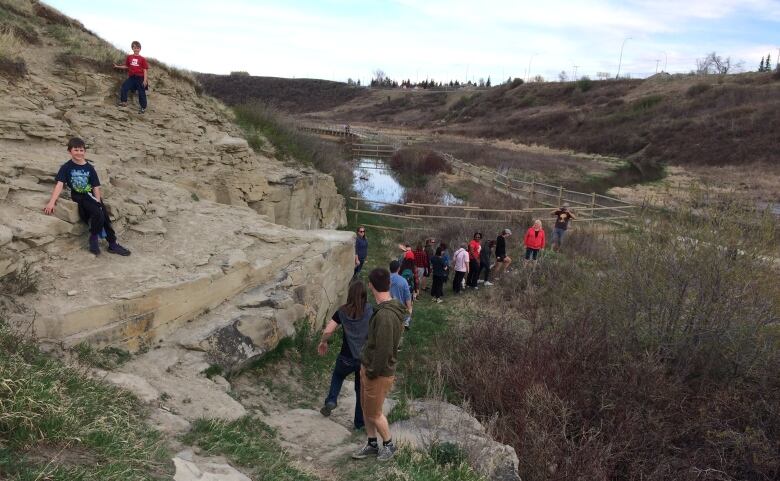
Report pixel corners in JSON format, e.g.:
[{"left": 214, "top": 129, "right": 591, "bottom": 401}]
[
  {"left": 264, "top": 408, "right": 352, "bottom": 448},
  {"left": 173, "top": 456, "right": 251, "bottom": 481}
]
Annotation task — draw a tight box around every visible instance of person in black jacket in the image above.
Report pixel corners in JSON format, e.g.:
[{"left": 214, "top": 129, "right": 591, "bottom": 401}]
[
  {"left": 493, "top": 228, "right": 512, "bottom": 279},
  {"left": 429, "top": 247, "right": 447, "bottom": 302}
]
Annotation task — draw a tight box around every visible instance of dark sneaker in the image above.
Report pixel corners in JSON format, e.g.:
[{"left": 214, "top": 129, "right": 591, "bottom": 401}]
[
  {"left": 138, "top": 108, "right": 146, "bottom": 114},
  {"left": 351, "top": 443, "right": 379, "bottom": 460},
  {"left": 320, "top": 401, "right": 336, "bottom": 417},
  {"left": 108, "top": 244, "right": 131, "bottom": 256},
  {"left": 89, "top": 237, "right": 100, "bottom": 255},
  {"left": 377, "top": 443, "right": 396, "bottom": 462}
]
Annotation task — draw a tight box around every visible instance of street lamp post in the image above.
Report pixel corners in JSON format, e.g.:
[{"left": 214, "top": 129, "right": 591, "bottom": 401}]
[
  {"left": 616, "top": 37, "right": 632, "bottom": 79},
  {"left": 526, "top": 53, "right": 538, "bottom": 82}
]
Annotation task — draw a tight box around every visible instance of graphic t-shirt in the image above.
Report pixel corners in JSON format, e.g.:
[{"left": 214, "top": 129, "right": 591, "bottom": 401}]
[
  {"left": 468, "top": 239, "right": 481, "bottom": 261},
  {"left": 554, "top": 210, "right": 573, "bottom": 230},
  {"left": 125, "top": 54, "right": 148, "bottom": 76},
  {"left": 55, "top": 160, "right": 100, "bottom": 195}
]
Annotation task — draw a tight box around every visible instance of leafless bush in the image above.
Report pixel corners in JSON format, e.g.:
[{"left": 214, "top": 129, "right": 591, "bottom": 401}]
[
  {"left": 389, "top": 147, "right": 451, "bottom": 181},
  {"left": 443, "top": 201, "right": 780, "bottom": 480}
]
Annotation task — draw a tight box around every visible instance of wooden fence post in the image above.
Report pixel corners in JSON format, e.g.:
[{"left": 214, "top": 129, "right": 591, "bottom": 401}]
[
  {"left": 353, "top": 198, "right": 359, "bottom": 226},
  {"left": 529, "top": 180, "right": 535, "bottom": 208},
  {"left": 590, "top": 192, "right": 596, "bottom": 218},
  {"left": 557, "top": 185, "right": 563, "bottom": 207}
]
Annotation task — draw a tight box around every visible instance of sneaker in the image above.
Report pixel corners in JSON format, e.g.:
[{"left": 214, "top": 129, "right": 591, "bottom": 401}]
[
  {"left": 352, "top": 443, "right": 379, "bottom": 459},
  {"left": 108, "top": 244, "right": 131, "bottom": 256},
  {"left": 320, "top": 401, "right": 336, "bottom": 417},
  {"left": 477, "top": 279, "right": 485, "bottom": 284},
  {"left": 88, "top": 236, "right": 100, "bottom": 255},
  {"left": 484, "top": 281, "right": 493, "bottom": 286},
  {"left": 436, "top": 298, "right": 443, "bottom": 304},
  {"left": 117, "top": 101, "right": 127, "bottom": 107},
  {"left": 138, "top": 107, "right": 146, "bottom": 114},
  {"left": 377, "top": 443, "right": 397, "bottom": 462}
]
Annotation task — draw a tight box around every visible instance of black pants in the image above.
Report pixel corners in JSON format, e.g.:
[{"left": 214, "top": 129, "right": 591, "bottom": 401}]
[
  {"left": 466, "top": 259, "right": 480, "bottom": 287},
  {"left": 525, "top": 248, "right": 540, "bottom": 260},
  {"left": 453, "top": 271, "right": 465, "bottom": 293},
  {"left": 431, "top": 275, "right": 445, "bottom": 298},
  {"left": 480, "top": 261, "right": 491, "bottom": 282},
  {"left": 72, "top": 193, "right": 116, "bottom": 244},
  {"left": 324, "top": 355, "right": 363, "bottom": 429}
]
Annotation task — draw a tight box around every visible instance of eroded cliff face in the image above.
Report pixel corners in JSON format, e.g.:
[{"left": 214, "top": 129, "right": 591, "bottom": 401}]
[{"left": 0, "top": 1, "right": 350, "bottom": 365}]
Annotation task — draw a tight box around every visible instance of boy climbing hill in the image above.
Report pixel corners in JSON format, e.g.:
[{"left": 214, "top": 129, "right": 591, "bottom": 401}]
[
  {"left": 44, "top": 138, "right": 131, "bottom": 257},
  {"left": 113, "top": 40, "right": 149, "bottom": 114}
]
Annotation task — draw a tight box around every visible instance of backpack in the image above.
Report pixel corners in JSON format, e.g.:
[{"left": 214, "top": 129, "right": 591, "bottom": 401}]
[{"left": 400, "top": 268, "right": 415, "bottom": 290}]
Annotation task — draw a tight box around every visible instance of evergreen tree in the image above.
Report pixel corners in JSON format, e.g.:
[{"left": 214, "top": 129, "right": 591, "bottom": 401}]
[
  {"left": 486, "top": 76, "right": 491, "bottom": 87},
  {"left": 760, "top": 57, "right": 765, "bottom": 72},
  {"left": 767, "top": 53, "right": 772, "bottom": 71},
  {"left": 357, "top": 79, "right": 361, "bottom": 86}
]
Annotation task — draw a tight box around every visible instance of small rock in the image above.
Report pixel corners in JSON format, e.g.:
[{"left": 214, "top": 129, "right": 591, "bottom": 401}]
[{"left": 67, "top": 290, "right": 77, "bottom": 296}]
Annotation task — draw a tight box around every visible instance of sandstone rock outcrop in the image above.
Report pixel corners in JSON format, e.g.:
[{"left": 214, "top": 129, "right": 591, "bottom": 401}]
[{"left": 0, "top": 3, "right": 350, "bottom": 366}]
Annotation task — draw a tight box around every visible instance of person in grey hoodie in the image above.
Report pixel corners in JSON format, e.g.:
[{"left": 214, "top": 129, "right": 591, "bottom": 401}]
[
  {"left": 352, "top": 268, "right": 405, "bottom": 463},
  {"left": 318, "top": 280, "right": 373, "bottom": 430}
]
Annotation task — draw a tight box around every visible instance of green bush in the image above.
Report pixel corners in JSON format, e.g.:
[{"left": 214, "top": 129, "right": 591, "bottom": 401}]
[
  {"left": 686, "top": 82, "right": 712, "bottom": 97},
  {"left": 576, "top": 76, "right": 593, "bottom": 92}
]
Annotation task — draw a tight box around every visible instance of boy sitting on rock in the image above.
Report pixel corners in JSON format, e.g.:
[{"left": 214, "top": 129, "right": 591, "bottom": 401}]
[{"left": 44, "top": 137, "right": 131, "bottom": 257}]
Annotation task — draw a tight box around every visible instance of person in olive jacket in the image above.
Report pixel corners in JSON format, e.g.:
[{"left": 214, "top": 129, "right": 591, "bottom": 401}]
[{"left": 352, "top": 268, "right": 406, "bottom": 463}]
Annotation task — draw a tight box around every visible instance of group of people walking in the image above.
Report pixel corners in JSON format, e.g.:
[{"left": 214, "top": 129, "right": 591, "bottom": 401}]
[{"left": 320, "top": 204, "right": 576, "bottom": 463}]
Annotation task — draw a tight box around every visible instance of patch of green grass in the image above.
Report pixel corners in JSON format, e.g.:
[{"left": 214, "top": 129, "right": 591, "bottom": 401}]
[
  {"left": 346, "top": 446, "right": 486, "bottom": 481},
  {"left": 73, "top": 343, "right": 132, "bottom": 370},
  {"left": 181, "top": 416, "right": 316, "bottom": 481},
  {"left": 387, "top": 395, "right": 412, "bottom": 423},
  {"left": 0, "top": 323, "right": 169, "bottom": 480},
  {"left": 202, "top": 364, "right": 223, "bottom": 379}
]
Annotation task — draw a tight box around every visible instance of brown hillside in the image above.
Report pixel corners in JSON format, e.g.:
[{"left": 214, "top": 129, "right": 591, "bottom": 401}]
[
  {"left": 197, "top": 73, "right": 367, "bottom": 113},
  {"left": 202, "top": 73, "right": 780, "bottom": 168}
]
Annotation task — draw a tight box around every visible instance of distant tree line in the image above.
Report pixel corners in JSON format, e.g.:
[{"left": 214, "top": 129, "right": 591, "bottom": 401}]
[{"left": 366, "top": 69, "right": 502, "bottom": 89}]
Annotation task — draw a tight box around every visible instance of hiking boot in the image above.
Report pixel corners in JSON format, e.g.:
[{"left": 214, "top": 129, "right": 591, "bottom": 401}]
[
  {"left": 377, "top": 443, "right": 397, "bottom": 462},
  {"left": 88, "top": 236, "right": 100, "bottom": 255},
  {"left": 352, "top": 443, "right": 379, "bottom": 459},
  {"left": 320, "top": 401, "right": 336, "bottom": 417},
  {"left": 108, "top": 243, "right": 131, "bottom": 256},
  {"left": 138, "top": 107, "right": 146, "bottom": 114}
]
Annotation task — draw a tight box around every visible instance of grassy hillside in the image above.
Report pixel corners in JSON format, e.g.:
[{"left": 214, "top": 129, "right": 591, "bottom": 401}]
[
  {"left": 198, "top": 73, "right": 367, "bottom": 113},
  {"left": 201, "top": 72, "right": 780, "bottom": 168}
]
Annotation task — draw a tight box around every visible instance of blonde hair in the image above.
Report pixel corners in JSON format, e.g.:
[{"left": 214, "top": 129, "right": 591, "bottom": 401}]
[{"left": 533, "top": 219, "right": 542, "bottom": 228}]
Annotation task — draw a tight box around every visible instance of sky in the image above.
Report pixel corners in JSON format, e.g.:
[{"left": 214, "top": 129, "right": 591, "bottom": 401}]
[{"left": 46, "top": 0, "right": 780, "bottom": 84}]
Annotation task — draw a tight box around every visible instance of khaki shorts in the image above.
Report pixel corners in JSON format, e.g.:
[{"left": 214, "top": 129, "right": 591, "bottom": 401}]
[{"left": 360, "top": 367, "right": 395, "bottom": 419}]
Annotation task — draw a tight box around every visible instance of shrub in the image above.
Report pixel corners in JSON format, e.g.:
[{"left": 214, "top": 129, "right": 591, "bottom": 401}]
[
  {"left": 509, "top": 77, "right": 524, "bottom": 89},
  {"left": 631, "top": 93, "right": 663, "bottom": 112},
  {"left": 686, "top": 82, "right": 712, "bottom": 97},
  {"left": 444, "top": 202, "right": 780, "bottom": 481},
  {"left": 576, "top": 76, "right": 593, "bottom": 92},
  {"left": 389, "top": 147, "right": 451, "bottom": 183}
]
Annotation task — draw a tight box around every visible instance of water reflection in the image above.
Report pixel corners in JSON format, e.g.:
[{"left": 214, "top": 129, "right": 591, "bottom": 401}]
[{"left": 352, "top": 157, "right": 463, "bottom": 209}]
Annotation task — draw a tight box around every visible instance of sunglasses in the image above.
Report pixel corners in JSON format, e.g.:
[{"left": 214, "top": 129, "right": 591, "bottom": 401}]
[{"left": 358, "top": 230, "right": 365, "bottom": 233}]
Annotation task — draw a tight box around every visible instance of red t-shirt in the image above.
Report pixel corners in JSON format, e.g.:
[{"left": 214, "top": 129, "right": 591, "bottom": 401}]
[{"left": 125, "top": 54, "right": 148, "bottom": 77}]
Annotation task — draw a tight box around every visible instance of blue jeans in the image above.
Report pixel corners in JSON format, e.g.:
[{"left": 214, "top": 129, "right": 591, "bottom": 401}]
[
  {"left": 552, "top": 227, "right": 566, "bottom": 246},
  {"left": 325, "top": 354, "right": 363, "bottom": 429},
  {"left": 354, "top": 257, "right": 365, "bottom": 276},
  {"left": 120, "top": 75, "right": 147, "bottom": 108}
]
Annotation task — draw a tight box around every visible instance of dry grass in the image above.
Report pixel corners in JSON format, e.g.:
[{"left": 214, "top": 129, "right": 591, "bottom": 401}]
[{"left": 0, "top": 27, "right": 26, "bottom": 78}]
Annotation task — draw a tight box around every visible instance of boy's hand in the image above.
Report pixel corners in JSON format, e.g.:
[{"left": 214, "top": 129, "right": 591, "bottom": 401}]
[
  {"left": 143, "top": 79, "right": 148, "bottom": 87},
  {"left": 43, "top": 202, "right": 55, "bottom": 215},
  {"left": 317, "top": 341, "right": 328, "bottom": 356}
]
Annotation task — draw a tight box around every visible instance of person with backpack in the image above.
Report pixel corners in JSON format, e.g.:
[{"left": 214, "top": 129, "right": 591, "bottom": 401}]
[
  {"left": 430, "top": 247, "right": 447, "bottom": 303},
  {"left": 318, "top": 281, "right": 373, "bottom": 430},
  {"left": 399, "top": 257, "right": 419, "bottom": 302},
  {"left": 388, "top": 260, "right": 413, "bottom": 330}
]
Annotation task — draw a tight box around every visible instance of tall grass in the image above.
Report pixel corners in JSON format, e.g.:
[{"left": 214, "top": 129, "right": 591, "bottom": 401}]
[
  {"left": 443, "top": 201, "right": 780, "bottom": 480},
  {"left": 0, "top": 321, "right": 169, "bottom": 480},
  {"left": 233, "top": 103, "right": 353, "bottom": 196}
]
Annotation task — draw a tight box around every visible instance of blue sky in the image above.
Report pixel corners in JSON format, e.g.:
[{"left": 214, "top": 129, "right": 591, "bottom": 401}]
[{"left": 46, "top": 0, "right": 780, "bottom": 83}]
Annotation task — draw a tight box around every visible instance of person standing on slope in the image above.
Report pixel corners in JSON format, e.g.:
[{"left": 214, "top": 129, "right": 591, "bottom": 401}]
[
  {"left": 466, "top": 232, "right": 482, "bottom": 289},
  {"left": 551, "top": 204, "right": 576, "bottom": 251},
  {"left": 452, "top": 243, "right": 469, "bottom": 294},
  {"left": 354, "top": 226, "right": 368, "bottom": 276},
  {"left": 524, "top": 219, "right": 546, "bottom": 262},
  {"left": 352, "top": 268, "right": 405, "bottom": 463},
  {"left": 493, "top": 229, "right": 512, "bottom": 279},
  {"left": 318, "top": 281, "right": 373, "bottom": 430},
  {"left": 114, "top": 40, "right": 149, "bottom": 114}
]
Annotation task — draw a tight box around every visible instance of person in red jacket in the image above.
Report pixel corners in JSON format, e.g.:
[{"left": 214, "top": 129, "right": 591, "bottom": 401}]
[{"left": 524, "top": 220, "right": 545, "bottom": 262}]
